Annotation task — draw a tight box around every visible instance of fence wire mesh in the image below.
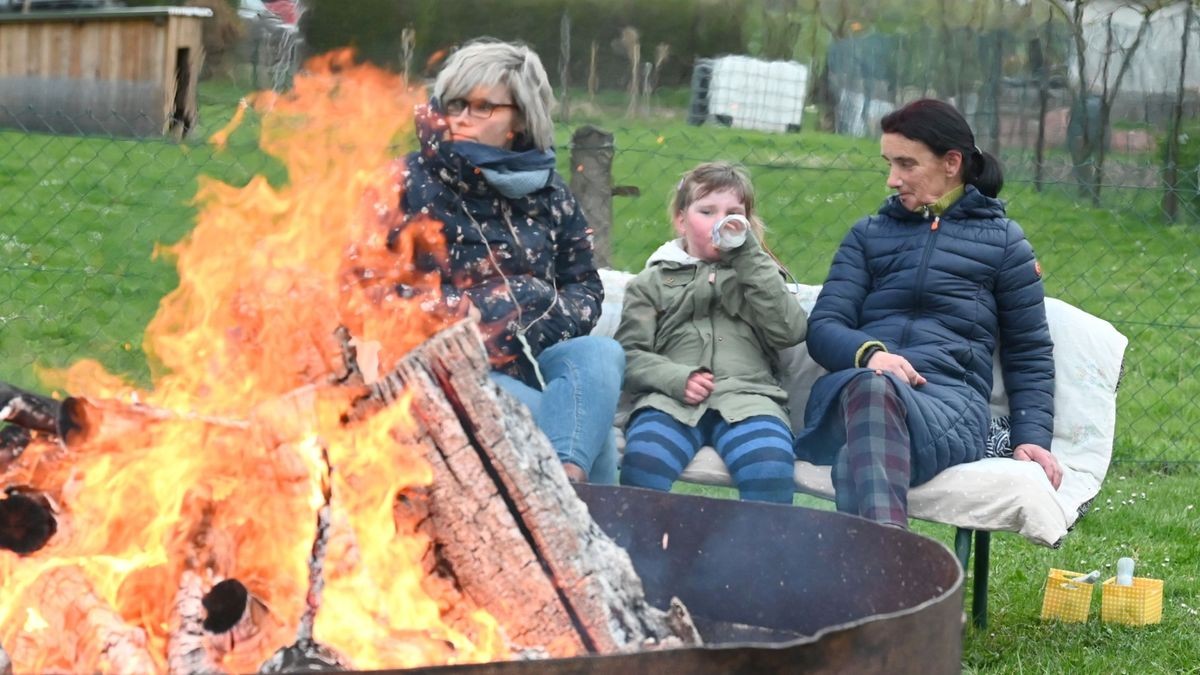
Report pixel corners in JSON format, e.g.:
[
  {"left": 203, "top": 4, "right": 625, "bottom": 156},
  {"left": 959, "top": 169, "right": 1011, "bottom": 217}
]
[{"left": 1, "top": 11, "right": 1198, "bottom": 466}]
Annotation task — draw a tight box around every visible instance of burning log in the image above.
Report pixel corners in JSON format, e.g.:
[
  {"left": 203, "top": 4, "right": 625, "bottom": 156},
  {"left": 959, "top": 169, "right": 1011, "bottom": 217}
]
[
  {"left": 258, "top": 447, "right": 348, "bottom": 673},
  {"left": 359, "top": 319, "right": 698, "bottom": 656},
  {"left": 1, "top": 641, "right": 10, "bottom": 675},
  {"left": 0, "top": 485, "right": 57, "bottom": 554},
  {"left": 58, "top": 396, "right": 251, "bottom": 449},
  {"left": 6, "top": 566, "right": 157, "bottom": 674},
  {"left": 169, "top": 570, "right": 227, "bottom": 675},
  {"left": 0, "top": 382, "right": 62, "bottom": 436},
  {"left": 167, "top": 503, "right": 231, "bottom": 675},
  {"left": 165, "top": 494, "right": 275, "bottom": 675}
]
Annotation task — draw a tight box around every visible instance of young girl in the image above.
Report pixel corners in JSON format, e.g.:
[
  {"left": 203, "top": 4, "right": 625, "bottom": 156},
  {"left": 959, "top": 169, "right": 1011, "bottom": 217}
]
[{"left": 614, "top": 162, "right": 807, "bottom": 503}]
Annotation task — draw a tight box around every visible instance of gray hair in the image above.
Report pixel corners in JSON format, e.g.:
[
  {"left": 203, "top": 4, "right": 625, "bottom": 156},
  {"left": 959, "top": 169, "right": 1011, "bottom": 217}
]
[{"left": 433, "top": 38, "right": 556, "bottom": 152}]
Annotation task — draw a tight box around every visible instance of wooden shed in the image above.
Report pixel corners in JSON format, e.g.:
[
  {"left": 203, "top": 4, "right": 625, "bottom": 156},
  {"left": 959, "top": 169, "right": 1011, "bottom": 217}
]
[{"left": 0, "top": 6, "right": 212, "bottom": 138}]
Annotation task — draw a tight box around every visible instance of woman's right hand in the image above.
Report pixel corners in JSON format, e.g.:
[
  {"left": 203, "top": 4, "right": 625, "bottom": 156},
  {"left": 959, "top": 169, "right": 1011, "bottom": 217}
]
[
  {"left": 866, "top": 351, "right": 927, "bottom": 387},
  {"left": 683, "top": 370, "right": 715, "bottom": 405}
]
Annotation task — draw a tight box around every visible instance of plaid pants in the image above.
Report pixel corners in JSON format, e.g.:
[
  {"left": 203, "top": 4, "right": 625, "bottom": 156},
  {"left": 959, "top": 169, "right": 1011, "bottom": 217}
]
[{"left": 831, "top": 372, "right": 912, "bottom": 528}]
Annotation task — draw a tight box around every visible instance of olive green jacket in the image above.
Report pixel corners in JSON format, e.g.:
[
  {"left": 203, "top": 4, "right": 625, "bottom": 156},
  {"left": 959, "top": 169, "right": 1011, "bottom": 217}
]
[{"left": 615, "top": 235, "right": 808, "bottom": 429}]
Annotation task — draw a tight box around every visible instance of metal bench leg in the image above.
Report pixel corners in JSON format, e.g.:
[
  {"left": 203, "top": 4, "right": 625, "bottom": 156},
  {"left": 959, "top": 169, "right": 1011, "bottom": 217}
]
[
  {"left": 972, "top": 530, "right": 990, "bottom": 630},
  {"left": 953, "top": 528, "right": 990, "bottom": 629},
  {"left": 954, "top": 527, "right": 972, "bottom": 570}
]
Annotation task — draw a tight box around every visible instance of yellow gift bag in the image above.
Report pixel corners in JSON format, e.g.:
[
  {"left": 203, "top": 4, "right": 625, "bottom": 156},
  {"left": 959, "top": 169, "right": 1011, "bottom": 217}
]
[{"left": 1040, "top": 568, "right": 1095, "bottom": 622}]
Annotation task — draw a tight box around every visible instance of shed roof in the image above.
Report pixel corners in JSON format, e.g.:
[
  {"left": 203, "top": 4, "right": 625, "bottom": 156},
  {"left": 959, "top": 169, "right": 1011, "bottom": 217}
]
[{"left": 0, "top": 6, "right": 213, "bottom": 23}]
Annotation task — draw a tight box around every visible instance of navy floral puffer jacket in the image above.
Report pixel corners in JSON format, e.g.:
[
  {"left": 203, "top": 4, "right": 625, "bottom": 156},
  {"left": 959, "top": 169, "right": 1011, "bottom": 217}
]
[
  {"left": 395, "top": 106, "right": 603, "bottom": 385},
  {"left": 796, "top": 186, "right": 1055, "bottom": 486}
]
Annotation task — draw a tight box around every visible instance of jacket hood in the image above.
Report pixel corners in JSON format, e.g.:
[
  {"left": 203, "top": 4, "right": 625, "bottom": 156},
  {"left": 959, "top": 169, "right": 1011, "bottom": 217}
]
[
  {"left": 878, "top": 184, "right": 1007, "bottom": 221},
  {"left": 646, "top": 239, "right": 702, "bottom": 268}
]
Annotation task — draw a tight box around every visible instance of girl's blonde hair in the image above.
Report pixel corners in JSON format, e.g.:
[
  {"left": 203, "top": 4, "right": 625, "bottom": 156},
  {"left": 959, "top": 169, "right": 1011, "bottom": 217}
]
[{"left": 670, "top": 161, "right": 767, "bottom": 241}]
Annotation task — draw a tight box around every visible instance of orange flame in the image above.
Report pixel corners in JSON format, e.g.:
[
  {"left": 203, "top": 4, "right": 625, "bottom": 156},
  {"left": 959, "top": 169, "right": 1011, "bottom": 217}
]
[{"left": 0, "top": 50, "right": 508, "bottom": 671}]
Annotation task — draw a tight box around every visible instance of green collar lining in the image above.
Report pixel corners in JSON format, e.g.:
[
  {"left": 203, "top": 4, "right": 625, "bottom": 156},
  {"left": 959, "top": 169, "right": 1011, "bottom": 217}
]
[{"left": 927, "top": 184, "right": 965, "bottom": 216}]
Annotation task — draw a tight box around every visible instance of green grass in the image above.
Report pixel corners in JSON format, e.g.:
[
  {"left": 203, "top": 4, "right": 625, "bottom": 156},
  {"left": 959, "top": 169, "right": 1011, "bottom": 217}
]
[
  {"left": 1, "top": 77, "right": 1198, "bottom": 671},
  {"left": 0, "top": 79, "right": 284, "bottom": 392}
]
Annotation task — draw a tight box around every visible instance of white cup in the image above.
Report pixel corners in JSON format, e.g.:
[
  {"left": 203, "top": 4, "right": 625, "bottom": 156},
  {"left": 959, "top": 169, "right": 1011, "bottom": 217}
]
[
  {"left": 1116, "top": 557, "right": 1136, "bottom": 586},
  {"left": 711, "top": 214, "right": 750, "bottom": 250}
]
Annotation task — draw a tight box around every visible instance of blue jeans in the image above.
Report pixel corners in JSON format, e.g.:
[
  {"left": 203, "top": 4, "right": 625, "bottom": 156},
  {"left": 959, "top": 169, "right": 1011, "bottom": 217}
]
[{"left": 489, "top": 335, "right": 623, "bottom": 485}]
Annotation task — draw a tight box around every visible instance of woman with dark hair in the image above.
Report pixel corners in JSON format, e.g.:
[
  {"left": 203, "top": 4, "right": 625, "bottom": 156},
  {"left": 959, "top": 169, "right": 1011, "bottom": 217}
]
[
  {"left": 795, "top": 98, "right": 1061, "bottom": 528},
  {"left": 394, "top": 38, "right": 622, "bottom": 484}
]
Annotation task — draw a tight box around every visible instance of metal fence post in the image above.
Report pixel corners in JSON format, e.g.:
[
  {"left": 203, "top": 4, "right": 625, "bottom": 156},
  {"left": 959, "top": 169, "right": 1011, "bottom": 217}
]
[{"left": 569, "top": 125, "right": 614, "bottom": 268}]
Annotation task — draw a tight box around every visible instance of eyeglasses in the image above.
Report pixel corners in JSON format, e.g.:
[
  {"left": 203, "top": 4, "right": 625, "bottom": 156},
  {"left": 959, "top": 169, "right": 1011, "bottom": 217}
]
[{"left": 443, "top": 98, "right": 517, "bottom": 119}]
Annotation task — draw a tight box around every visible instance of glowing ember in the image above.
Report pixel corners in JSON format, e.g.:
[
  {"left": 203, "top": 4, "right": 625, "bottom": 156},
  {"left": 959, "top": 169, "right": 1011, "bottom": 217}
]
[{"left": 0, "top": 51, "right": 509, "bottom": 672}]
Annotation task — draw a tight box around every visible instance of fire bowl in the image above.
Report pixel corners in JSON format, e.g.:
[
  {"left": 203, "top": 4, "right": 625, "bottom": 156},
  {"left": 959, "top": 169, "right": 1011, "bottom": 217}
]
[{"left": 389, "top": 484, "right": 964, "bottom": 674}]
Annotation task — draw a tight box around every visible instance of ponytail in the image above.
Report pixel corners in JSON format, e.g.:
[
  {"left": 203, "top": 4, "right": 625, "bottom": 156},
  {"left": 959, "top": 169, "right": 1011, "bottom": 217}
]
[{"left": 972, "top": 149, "right": 1004, "bottom": 198}]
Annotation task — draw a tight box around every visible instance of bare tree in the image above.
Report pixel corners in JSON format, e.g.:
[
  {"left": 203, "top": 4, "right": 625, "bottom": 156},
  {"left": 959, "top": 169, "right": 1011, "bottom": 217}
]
[
  {"left": 559, "top": 12, "right": 571, "bottom": 123},
  {"left": 400, "top": 27, "right": 416, "bottom": 87},
  {"left": 619, "top": 27, "right": 641, "bottom": 118},
  {"left": 1049, "top": 0, "right": 1163, "bottom": 204},
  {"left": 1162, "top": 0, "right": 1196, "bottom": 222},
  {"left": 588, "top": 41, "right": 599, "bottom": 105}
]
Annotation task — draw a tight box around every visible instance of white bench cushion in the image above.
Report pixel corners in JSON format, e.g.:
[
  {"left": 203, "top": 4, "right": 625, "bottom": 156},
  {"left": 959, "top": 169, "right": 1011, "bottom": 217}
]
[{"left": 596, "top": 269, "right": 1127, "bottom": 547}]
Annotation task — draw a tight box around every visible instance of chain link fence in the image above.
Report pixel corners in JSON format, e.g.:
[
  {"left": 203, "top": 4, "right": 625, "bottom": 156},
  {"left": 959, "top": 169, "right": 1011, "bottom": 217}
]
[{"left": 1, "top": 7, "right": 1198, "bottom": 466}]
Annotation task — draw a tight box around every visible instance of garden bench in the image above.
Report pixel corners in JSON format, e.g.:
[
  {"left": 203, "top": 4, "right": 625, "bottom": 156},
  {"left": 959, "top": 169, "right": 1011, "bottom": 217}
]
[{"left": 592, "top": 269, "right": 1128, "bottom": 629}]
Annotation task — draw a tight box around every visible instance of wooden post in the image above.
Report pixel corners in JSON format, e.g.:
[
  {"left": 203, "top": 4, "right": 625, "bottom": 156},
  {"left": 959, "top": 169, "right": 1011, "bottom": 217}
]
[{"left": 569, "top": 126, "right": 614, "bottom": 268}]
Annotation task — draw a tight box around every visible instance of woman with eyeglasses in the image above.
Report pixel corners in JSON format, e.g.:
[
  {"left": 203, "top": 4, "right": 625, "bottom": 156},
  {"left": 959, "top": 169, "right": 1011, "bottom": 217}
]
[{"left": 392, "top": 38, "right": 622, "bottom": 484}]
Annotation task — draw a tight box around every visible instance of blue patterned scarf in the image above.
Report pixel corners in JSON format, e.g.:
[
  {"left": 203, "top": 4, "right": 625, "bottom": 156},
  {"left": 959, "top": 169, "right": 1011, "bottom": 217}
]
[{"left": 451, "top": 140, "right": 556, "bottom": 199}]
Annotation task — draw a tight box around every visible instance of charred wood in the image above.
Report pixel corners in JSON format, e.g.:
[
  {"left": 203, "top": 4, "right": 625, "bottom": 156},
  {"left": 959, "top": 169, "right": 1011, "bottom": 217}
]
[
  {"left": 0, "top": 486, "right": 57, "bottom": 554},
  {"left": 258, "top": 639, "right": 346, "bottom": 673},
  {"left": 331, "top": 325, "right": 365, "bottom": 386},
  {"left": 0, "top": 382, "right": 62, "bottom": 435},
  {"left": 0, "top": 425, "right": 30, "bottom": 468},
  {"left": 168, "top": 570, "right": 227, "bottom": 675},
  {"left": 0, "top": 641, "right": 10, "bottom": 675},
  {"left": 202, "top": 579, "right": 250, "bottom": 634},
  {"left": 259, "top": 447, "right": 348, "bottom": 673},
  {"left": 7, "top": 566, "right": 157, "bottom": 674}
]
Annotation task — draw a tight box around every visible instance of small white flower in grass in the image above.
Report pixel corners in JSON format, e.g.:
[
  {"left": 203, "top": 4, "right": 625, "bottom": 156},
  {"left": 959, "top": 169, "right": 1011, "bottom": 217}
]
[{"left": 1187, "top": 504, "right": 1195, "bottom": 511}]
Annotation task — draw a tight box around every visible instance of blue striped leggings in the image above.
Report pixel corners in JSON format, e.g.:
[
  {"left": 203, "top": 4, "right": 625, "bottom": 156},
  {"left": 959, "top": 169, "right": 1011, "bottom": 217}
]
[{"left": 621, "top": 408, "right": 796, "bottom": 503}]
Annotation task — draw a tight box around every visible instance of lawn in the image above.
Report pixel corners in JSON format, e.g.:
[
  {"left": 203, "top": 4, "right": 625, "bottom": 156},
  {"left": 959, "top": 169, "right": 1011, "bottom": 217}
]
[{"left": 1, "top": 76, "right": 1197, "bottom": 672}]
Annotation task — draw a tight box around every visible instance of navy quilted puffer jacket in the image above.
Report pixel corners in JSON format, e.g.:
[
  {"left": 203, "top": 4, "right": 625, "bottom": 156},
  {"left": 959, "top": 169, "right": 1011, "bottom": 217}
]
[
  {"left": 796, "top": 186, "right": 1054, "bottom": 485},
  {"left": 396, "top": 105, "right": 603, "bottom": 386}
]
